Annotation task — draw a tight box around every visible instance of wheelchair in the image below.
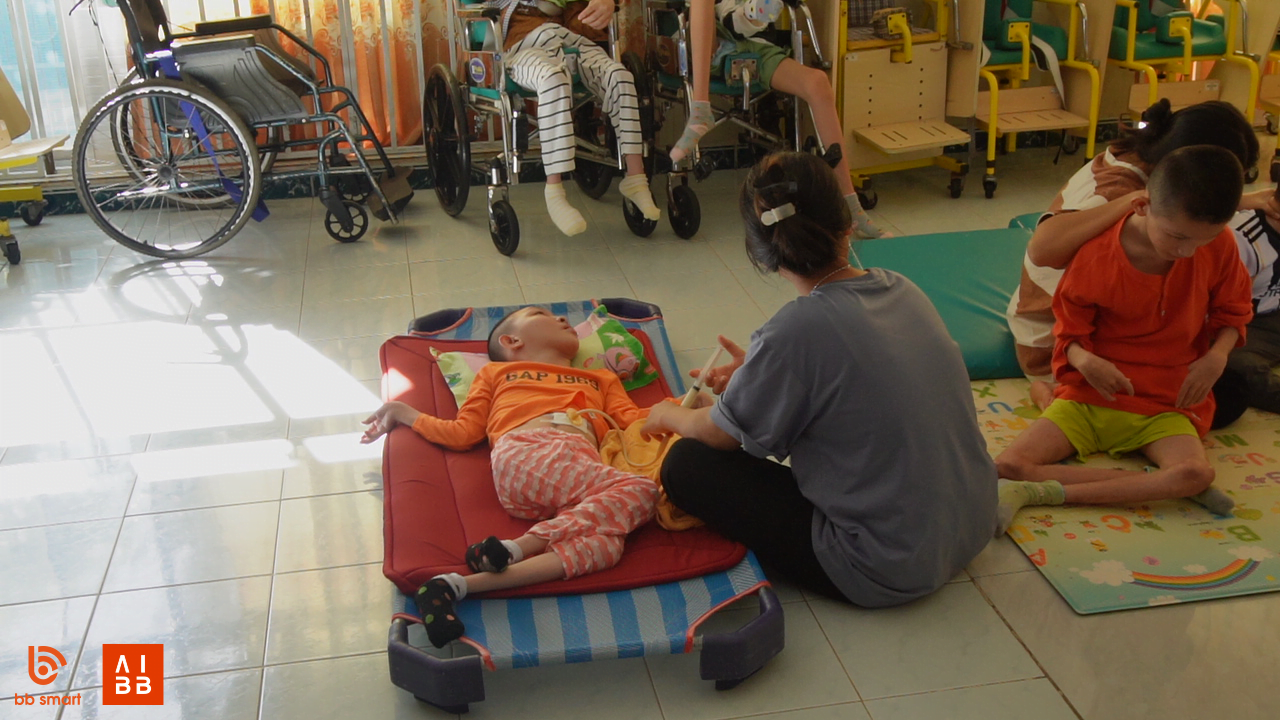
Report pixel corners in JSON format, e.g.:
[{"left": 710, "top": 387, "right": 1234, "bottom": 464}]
[
  {"left": 425, "top": 0, "right": 658, "bottom": 255},
  {"left": 70, "top": 0, "right": 412, "bottom": 259},
  {"left": 643, "top": 0, "right": 840, "bottom": 223}
]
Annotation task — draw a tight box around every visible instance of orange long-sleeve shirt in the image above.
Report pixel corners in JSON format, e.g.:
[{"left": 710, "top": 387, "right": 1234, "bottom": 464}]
[
  {"left": 1051, "top": 214, "right": 1253, "bottom": 436},
  {"left": 412, "top": 361, "right": 650, "bottom": 451}
]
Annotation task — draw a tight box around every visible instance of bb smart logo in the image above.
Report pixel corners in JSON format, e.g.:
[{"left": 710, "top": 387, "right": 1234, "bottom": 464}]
[
  {"left": 27, "top": 646, "right": 65, "bottom": 685},
  {"left": 103, "top": 644, "right": 164, "bottom": 705},
  {"left": 11, "top": 645, "right": 82, "bottom": 707}
]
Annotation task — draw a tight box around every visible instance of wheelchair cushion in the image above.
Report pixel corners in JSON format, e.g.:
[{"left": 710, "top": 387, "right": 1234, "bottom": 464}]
[
  {"left": 985, "top": 22, "right": 1068, "bottom": 67},
  {"left": 1109, "top": 19, "right": 1227, "bottom": 61},
  {"left": 853, "top": 228, "right": 1030, "bottom": 379},
  {"left": 1114, "top": 0, "right": 1182, "bottom": 34}
]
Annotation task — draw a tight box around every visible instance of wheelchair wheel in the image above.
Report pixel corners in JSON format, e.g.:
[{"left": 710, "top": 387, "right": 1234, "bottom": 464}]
[
  {"left": 489, "top": 200, "right": 520, "bottom": 256},
  {"left": 324, "top": 200, "right": 369, "bottom": 243},
  {"left": 623, "top": 197, "right": 657, "bottom": 238},
  {"left": 574, "top": 105, "right": 616, "bottom": 200},
  {"left": 669, "top": 183, "right": 700, "bottom": 239},
  {"left": 1245, "top": 165, "right": 1260, "bottom": 185},
  {"left": 425, "top": 64, "right": 471, "bottom": 217},
  {"left": 622, "top": 51, "right": 656, "bottom": 179},
  {"left": 73, "top": 79, "right": 261, "bottom": 258}
]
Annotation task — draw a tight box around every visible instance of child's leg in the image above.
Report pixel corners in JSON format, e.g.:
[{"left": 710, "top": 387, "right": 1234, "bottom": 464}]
[
  {"left": 569, "top": 39, "right": 661, "bottom": 219},
  {"left": 1057, "top": 434, "right": 1215, "bottom": 506},
  {"left": 767, "top": 58, "right": 883, "bottom": 238},
  {"left": 669, "top": 0, "right": 716, "bottom": 162},
  {"left": 505, "top": 27, "right": 587, "bottom": 235}
]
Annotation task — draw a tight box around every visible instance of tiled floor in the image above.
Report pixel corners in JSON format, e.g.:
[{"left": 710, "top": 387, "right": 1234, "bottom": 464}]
[{"left": 2, "top": 145, "right": 1278, "bottom": 720}]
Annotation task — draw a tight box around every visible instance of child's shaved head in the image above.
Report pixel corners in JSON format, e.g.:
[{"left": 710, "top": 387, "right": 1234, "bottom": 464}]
[
  {"left": 487, "top": 310, "right": 520, "bottom": 361},
  {"left": 1148, "top": 145, "right": 1243, "bottom": 225}
]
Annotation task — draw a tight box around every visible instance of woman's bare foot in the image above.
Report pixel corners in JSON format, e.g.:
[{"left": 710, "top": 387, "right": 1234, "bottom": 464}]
[{"left": 1029, "top": 380, "right": 1056, "bottom": 410}]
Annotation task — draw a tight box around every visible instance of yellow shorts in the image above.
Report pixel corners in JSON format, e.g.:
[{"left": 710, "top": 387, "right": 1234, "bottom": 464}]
[{"left": 1040, "top": 400, "right": 1198, "bottom": 462}]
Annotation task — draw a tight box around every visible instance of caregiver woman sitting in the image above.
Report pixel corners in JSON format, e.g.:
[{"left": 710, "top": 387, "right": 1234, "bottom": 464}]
[{"left": 643, "top": 152, "right": 998, "bottom": 606}]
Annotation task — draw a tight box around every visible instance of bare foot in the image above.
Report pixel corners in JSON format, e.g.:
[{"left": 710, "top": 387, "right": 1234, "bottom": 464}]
[{"left": 1029, "top": 381, "right": 1056, "bottom": 410}]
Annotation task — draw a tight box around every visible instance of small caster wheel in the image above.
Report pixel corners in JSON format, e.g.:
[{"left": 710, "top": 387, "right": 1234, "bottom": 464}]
[
  {"left": 329, "top": 155, "right": 373, "bottom": 203},
  {"left": 20, "top": 201, "right": 46, "bottom": 226},
  {"left": 489, "top": 199, "right": 520, "bottom": 256},
  {"left": 1245, "top": 165, "right": 1260, "bottom": 184},
  {"left": 324, "top": 200, "right": 369, "bottom": 243},
  {"left": 622, "top": 198, "right": 657, "bottom": 238},
  {"left": 3, "top": 240, "right": 19, "bottom": 265},
  {"left": 693, "top": 155, "right": 716, "bottom": 181},
  {"left": 983, "top": 177, "right": 997, "bottom": 199},
  {"left": 1061, "top": 134, "right": 1082, "bottom": 155},
  {"left": 949, "top": 176, "right": 964, "bottom": 199},
  {"left": 669, "top": 184, "right": 701, "bottom": 239},
  {"left": 1267, "top": 113, "right": 1279, "bottom": 136},
  {"left": 856, "top": 189, "right": 878, "bottom": 211},
  {"left": 574, "top": 160, "right": 613, "bottom": 200}
]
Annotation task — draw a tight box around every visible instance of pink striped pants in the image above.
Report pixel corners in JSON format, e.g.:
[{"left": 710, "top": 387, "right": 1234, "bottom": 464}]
[{"left": 490, "top": 428, "right": 659, "bottom": 578}]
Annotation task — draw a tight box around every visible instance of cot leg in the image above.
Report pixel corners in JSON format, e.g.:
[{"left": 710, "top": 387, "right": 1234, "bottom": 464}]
[
  {"left": 388, "top": 618, "right": 485, "bottom": 712},
  {"left": 699, "top": 586, "right": 785, "bottom": 689}
]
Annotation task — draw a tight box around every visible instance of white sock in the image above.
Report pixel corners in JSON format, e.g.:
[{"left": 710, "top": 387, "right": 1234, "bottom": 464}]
[
  {"left": 501, "top": 539, "right": 524, "bottom": 564},
  {"left": 619, "top": 174, "right": 661, "bottom": 220},
  {"left": 437, "top": 572, "right": 468, "bottom": 601},
  {"left": 845, "top": 193, "right": 885, "bottom": 239},
  {"left": 545, "top": 183, "right": 587, "bottom": 236}
]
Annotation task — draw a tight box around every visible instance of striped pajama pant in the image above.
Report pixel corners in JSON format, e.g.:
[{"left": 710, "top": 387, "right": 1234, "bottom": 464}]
[
  {"left": 490, "top": 428, "right": 658, "bottom": 578},
  {"left": 505, "top": 23, "right": 643, "bottom": 176}
]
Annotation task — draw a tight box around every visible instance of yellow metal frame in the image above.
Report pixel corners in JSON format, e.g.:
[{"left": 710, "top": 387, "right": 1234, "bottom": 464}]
[
  {"left": 1110, "top": 0, "right": 1257, "bottom": 118},
  {"left": 836, "top": 0, "right": 968, "bottom": 190},
  {"left": 979, "top": 0, "right": 1103, "bottom": 178}
]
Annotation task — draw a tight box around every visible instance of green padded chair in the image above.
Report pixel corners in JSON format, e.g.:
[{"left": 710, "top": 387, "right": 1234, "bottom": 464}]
[
  {"left": 982, "top": 0, "right": 1068, "bottom": 69},
  {"left": 1109, "top": 0, "right": 1257, "bottom": 119}
]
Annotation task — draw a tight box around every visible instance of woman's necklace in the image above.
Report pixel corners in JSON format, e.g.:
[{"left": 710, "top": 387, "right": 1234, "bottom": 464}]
[{"left": 811, "top": 265, "right": 852, "bottom": 293}]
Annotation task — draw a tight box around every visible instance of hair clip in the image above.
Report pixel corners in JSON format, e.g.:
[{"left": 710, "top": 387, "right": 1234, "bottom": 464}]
[{"left": 761, "top": 203, "right": 796, "bottom": 226}]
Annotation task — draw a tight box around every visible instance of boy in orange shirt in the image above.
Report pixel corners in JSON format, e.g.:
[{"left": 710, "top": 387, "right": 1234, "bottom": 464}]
[
  {"left": 361, "top": 306, "right": 661, "bottom": 646},
  {"left": 994, "top": 146, "right": 1254, "bottom": 533}
]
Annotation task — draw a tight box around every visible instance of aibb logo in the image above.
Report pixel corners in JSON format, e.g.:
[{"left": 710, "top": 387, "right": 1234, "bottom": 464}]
[
  {"left": 27, "top": 646, "right": 67, "bottom": 686},
  {"left": 103, "top": 644, "right": 164, "bottom": 706}
]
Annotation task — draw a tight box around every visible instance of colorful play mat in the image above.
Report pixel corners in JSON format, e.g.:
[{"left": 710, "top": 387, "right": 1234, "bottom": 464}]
[{"left": 974, "top": 379, "right": 1280, "bottom": 614}]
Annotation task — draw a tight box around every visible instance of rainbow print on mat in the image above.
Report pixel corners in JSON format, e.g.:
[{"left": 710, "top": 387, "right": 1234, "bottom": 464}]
[{"left": 972, "top": 378, "right": 1280, "bottom": 614}]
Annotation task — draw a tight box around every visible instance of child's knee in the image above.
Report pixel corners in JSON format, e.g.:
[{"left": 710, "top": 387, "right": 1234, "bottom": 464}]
[
  {"left": 797, "top": 68, "right": 834, "bottom": 105},
  {"left": 994, "top": 452, "right": 1032, "bottom": 481},
  {"left": 553, "top": 536, "right": 625, "bottom": 578},
  {"left": 1170, "top": 460, "right": 1215, "bottom": 496}
]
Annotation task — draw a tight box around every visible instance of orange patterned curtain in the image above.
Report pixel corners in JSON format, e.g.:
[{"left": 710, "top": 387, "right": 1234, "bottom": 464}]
[{"left": 245, "top": 0, "right": 422, "bottom": 147}]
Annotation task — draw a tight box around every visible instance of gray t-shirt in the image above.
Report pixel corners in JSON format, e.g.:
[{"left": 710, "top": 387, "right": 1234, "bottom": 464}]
[{"left": 711, "top": 268, "right": 998, "bottom": 607}]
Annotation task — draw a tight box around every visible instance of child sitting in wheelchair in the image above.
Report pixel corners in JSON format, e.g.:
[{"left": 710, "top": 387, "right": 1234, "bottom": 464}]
[
  {"left": 673, "top": 0, "right": 883, "bottom": 238},
  {"left": 498, "top": 0, "right": 662, "bottom": 235}
]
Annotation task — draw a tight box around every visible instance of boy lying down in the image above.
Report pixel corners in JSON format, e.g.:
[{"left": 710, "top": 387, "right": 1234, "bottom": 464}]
[{"left": 362, "top": 306, "right": 693, "bottom": 647}]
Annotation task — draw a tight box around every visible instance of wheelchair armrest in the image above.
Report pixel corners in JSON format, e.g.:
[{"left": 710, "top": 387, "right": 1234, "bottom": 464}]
[{"left": 191, "top": 14, "right": 274, "bottom": 36}]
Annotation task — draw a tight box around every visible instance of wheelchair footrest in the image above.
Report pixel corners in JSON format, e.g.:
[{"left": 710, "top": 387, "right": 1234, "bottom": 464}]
[
  {"left": 853, "top": 119, "right": 968, "bottom": 154},
  {"left": 976, "top": 87, "right": 1088, "bottom": 134},
  {"left": 368, "top": 167, "right": 414, "bottom": 222}
]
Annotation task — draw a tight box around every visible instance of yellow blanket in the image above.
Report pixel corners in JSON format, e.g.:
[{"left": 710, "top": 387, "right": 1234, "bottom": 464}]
[{"left": 597, "top": 424, "right": 703, "bottom": 531}]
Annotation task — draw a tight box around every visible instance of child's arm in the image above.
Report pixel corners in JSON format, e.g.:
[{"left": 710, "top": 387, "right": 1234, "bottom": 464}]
[
  {"left": 362, "top": 372, "right": 494, "bottom": 450},
  {"left": 1054, "top": 266, "right": 1134, "bottom": 401},
  {"left": 600, "top": 374, "right": 650, "bottom": 429},
  {"left": 643, "top": 401, "right": 738, "bottom": 450},
  {"left": 575, "top": 0, "right": 614, "bottom": 30},
  {"left": 1177, "top": 236, "right": 1257, "bottom": 408},
  {"left": 1028, "top": 190, "right": 1144, "bottom": 269},
  {"left": 1065, "top": 343, "right": 1134, "bottom": 402}
]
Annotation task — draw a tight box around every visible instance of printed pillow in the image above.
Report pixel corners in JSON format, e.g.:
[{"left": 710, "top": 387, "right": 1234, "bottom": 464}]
[{"left": 431, "top": 306, "right": 659, "bottom": 407}]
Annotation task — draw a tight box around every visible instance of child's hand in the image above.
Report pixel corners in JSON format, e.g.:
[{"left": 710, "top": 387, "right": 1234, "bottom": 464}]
[
  {"left": 1239, "top": 188, "right": 1280, "bottom": 222},
  {"left": 691, "top": 335, "right": 746, "bottom": 395},
  {"left": 578, "top": 0, "right": 614, "bottom": 29},
  {"left": 1177, "top": 350, "right": 1228, "bottom": 408},
  {"left": 361, "top": 401, "right": 419, "bottom": 444},
  {"left": 1077, "top": 353, "right": 1134, "bottom": 402}
]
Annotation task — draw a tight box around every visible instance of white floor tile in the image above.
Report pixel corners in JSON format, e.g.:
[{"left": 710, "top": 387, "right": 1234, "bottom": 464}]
[
  {"left": 477, "top": 656, "right": 664, "bottom": 720},
  {"left": 407, "top": 255, "right": 519, "bottom": 295},
  {"left": 265, "top": 563, "right": 399, "bottom": 665},
  {"left": 302, "top": 263, "right": 412, "bottom": 304},
  {"left": 0, "top": 457, "right": 135, "bottom": 531},
  {"left": 102, "top": 502, "right": 280, "bottom": 592},
  {"left": 298, "top": 295, "right": 416, "bottom": 341},
  {"left": 72, "top": 576, "right": 272, "bottom": 689},
  {"left": 863, "top": 679, "right": 1078, "bottom": 720},
  {"left": 646, "top": 604, "right": 859, "bottom": 720},
  {"left": 521, "top": 278, "right": 637, "bottom": 305},
  {"left": 0, "top": 520, "right": 118, "bottom": 605},
  {"left": 978, "top": 570, "right": 1280, "bottom": 720},
  {"left": 809, "top": 582, "right": 1040, "bottom": 700},
  {"left": 511, "top": 247, "right": 626, "bottom": 286},
  {"left": 260, "top": 652, "right": 446, "bottom": 719},
  {"left": 274, "top": 491, "right": 384, "bottom": 573},
  {"left": 61, "top": 668, "right": 263, "bottom": 720},
  {"left": 966, "top": 536, "right": 1035, "bottom": 578},
  {"left": 0, "top": 596, "right": 96, "bottom": 695},
  {"left": 738, "top": 704, "right": 871, "bottom": 720}
]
